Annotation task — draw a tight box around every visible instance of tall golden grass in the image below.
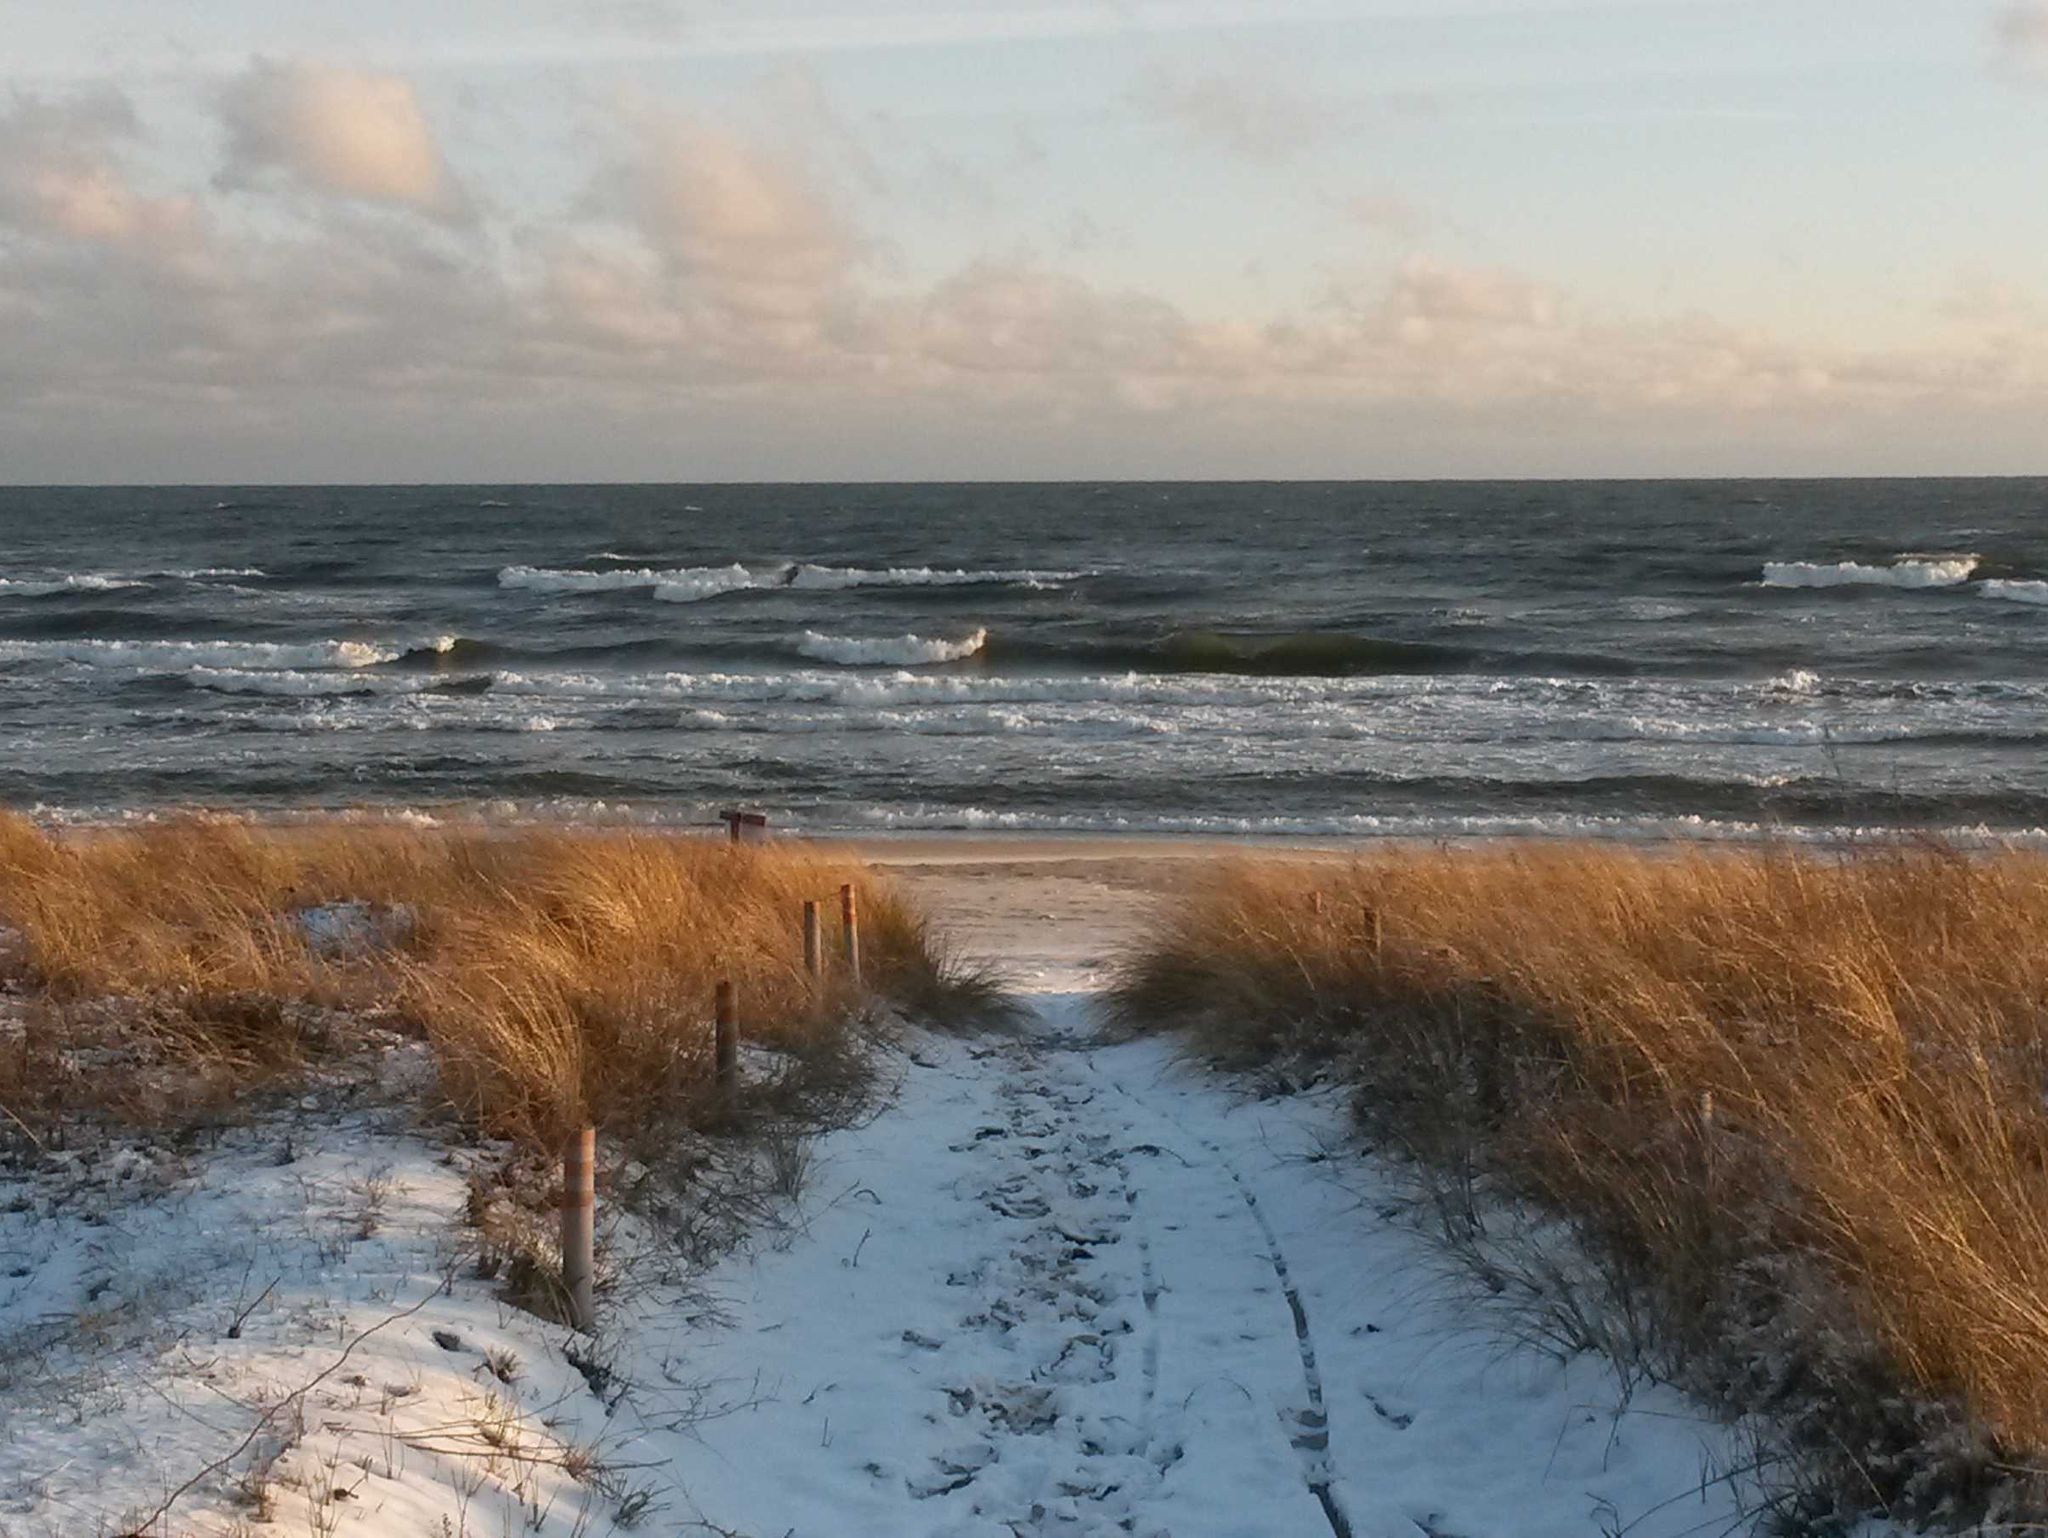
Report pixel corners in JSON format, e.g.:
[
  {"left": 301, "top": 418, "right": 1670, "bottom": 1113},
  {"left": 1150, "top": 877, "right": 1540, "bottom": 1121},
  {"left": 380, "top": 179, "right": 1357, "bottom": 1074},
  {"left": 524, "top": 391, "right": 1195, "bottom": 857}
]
[
  {"left": 0, "top": 813, "right": 1000, "bottom": 1149},
  {"left": 1108, "top": 843, "right": 2048, "bottom": 1523}
]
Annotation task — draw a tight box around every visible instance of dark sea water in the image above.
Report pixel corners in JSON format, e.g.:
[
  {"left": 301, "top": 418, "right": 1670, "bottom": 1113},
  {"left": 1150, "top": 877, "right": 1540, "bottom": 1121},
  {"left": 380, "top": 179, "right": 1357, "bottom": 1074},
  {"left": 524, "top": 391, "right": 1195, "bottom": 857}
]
[{"left": 3, "top": 480, "right": 2047, "bottom": 840}]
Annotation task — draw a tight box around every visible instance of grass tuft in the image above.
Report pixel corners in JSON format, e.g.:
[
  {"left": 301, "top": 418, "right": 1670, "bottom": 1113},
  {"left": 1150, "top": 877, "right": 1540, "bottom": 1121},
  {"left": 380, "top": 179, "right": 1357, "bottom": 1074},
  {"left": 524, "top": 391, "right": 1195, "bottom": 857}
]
[
  {"left": 0, "top": 813, "right": 995, "bottom": 1153},
  {"left": 1107, "top": 842, "right": 2048, "bottom": 1528}
]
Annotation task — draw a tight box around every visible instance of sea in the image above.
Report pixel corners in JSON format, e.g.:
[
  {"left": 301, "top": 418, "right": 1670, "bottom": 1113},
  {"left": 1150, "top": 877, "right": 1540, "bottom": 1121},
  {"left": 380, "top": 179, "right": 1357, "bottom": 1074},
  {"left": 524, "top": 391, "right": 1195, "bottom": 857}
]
[{"left": 2, "top": 479, "right": 2046, "bottom": 842}]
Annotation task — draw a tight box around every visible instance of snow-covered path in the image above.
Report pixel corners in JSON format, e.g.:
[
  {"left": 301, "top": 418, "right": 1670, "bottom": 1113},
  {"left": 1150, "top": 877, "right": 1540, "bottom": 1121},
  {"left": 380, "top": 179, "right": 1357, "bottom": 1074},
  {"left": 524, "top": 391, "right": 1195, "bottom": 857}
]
[
  {"left": 1, "top": 860, "right": 1765, "bottom": 1537},
  {"left": 639, "top": 988, "right": 1754, "bottom": 1538}
]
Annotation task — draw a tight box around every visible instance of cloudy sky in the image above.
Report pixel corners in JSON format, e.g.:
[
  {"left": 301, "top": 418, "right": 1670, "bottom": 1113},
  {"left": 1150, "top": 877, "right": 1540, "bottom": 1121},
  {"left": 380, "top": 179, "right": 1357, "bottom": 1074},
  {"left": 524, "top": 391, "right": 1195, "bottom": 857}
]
[{"left": 4, "top": 0, "right": 2047, "bottom": 482}]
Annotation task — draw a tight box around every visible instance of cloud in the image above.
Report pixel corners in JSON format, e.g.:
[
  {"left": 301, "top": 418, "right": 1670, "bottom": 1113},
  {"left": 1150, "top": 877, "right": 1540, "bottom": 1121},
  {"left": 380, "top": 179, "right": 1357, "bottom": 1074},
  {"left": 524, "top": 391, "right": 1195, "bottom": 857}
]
[
  {"left": 1131, "top": 66, "right": 1332, "bottom": 162},
  {"left": 218, "top": 59, "right": 466, "bottom": 216},
  {"left": 1379, "top": 256, "right": 1558, "bottom": 335},
  {"left": 623, "top": 108, "right": 858, "bottom": 324},
  {"left": 1993, "top": 3, "right": 2048, "bottom": 80},
  {"left": 0, "top": 92, "right": 202, "bottom": 249},
  {"left": 4, "top": 77, "right": 2048, "bottom": 478}
]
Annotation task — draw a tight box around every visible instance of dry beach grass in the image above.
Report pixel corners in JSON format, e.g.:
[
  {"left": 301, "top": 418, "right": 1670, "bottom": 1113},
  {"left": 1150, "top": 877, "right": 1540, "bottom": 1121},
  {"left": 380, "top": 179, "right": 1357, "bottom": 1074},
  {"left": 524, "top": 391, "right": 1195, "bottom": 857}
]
[
  {"left": 0, "top": 813, "right": 1004, "bottom": 1153},
  {"left": 1107, "top": 842, "right": 2048, "bottom": 1529}
]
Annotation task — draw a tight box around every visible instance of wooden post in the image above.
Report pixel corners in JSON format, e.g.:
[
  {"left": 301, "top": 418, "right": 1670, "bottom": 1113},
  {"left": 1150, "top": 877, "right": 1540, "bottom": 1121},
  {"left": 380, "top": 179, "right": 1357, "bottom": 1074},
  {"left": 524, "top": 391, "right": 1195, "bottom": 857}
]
[
  {"left": 802, "top": 900, "right": 822, "bottom": 981},
  {"left": 839, "top": 882, "right": 862, "bottom": 984},
  {"left": 714, "top": 979, "right": 739, "bottom": 1111},
  {"left": 1310, "top": 890, "right": 1325, "bottom": 916},
  {"left": 560, "top": 1127, "right": 595, "bottom": 1333},
  {"left": 720, "top": 809, "right": 769, "bottom": 843}
]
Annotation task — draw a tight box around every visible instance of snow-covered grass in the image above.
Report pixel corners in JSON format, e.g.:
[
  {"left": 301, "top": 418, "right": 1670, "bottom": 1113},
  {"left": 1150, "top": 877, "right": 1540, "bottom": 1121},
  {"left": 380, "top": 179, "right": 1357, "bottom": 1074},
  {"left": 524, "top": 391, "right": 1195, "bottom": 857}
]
[
  {"left": 0, "top": 813, "right": 1008, "bottom": 1533},
  {"left": 1106, "top": 843, "right": 2048, "bottom": 1530},
  {"left": 0, "top": 1037, "right": 661, "bottom": 1538}
]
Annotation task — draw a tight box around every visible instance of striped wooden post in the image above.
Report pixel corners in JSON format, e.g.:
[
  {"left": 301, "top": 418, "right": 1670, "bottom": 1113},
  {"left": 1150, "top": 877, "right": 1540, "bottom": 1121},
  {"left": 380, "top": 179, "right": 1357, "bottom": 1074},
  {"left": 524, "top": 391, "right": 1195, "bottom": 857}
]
[
  {"left": 714, "top": 980, "right": 739, "bottom": 1111},
  {"left": 560, "top": 1127, "right": 596, "bottom": 1332},
  {"left": 802, "top": 899, "right": 822, "bottom": 981}
]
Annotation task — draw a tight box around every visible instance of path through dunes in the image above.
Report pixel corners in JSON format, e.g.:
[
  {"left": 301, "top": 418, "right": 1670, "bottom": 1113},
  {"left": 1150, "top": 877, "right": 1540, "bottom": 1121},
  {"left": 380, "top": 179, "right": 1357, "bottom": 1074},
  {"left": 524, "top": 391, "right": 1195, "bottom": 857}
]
[
  {"left": 637, "top": 855, "right": 1756, "bottom": 1537},
  {"left": 0, "top": 851, "right": 1761, "bottom": 1536}
]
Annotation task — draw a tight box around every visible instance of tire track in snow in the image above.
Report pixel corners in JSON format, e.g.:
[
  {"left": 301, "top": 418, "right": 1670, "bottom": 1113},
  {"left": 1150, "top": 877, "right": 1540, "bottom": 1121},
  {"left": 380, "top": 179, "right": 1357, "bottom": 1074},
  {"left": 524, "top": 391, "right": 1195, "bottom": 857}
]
[
  {"left": 1102, "top": 1068, "right": 1358, "bottom": 1538},
  {"left": 1215, "top": 1154, "right": 1355, "bottom": 1538}
]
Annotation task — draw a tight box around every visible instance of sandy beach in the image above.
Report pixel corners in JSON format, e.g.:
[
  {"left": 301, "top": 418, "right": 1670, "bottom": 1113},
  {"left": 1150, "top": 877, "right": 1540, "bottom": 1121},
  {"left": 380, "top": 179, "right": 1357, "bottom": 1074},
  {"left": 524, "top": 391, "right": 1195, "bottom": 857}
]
[{"left": 837, "top": 835, "right": 1348, "bottom": 991}]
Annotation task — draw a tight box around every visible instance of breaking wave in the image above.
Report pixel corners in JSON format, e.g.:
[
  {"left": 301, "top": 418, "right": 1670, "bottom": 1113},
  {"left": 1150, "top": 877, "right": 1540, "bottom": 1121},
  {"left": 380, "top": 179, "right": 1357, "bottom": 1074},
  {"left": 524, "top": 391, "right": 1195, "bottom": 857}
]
[
  {"left": 1761, "top": 556, "right": 1979, "bottom": 589},
  {"left": 0, "top": 637, "right": 400, "bottom": 670},
  {"left": 498, "top": 562, "right": 1081, "bottom": 602},
  {"left": 795, "top": 628, "right": 989, "bottom": 665},
  {"left": 0, "top": 574, "right": 147, "bottom": 595},
  {"left": 1981, "top": 579, "right": 2048, "bottom": 607}
]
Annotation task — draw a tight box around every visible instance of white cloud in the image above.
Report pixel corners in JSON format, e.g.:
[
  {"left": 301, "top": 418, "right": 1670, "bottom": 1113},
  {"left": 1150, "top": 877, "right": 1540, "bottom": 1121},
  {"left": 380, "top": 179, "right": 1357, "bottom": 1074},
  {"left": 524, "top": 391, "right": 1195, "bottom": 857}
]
[
  {"left": 1379, "top": 256, "right": 1558, "bottom": 336},
  {"left": 218, "top": 59, "right": 466, "bottom": 216},
  {"left": 3, "top": 73, "right": 2048, "bottom": 478},
  {"left": 624, "top": 108, "right": 857, "bottom": 325}
]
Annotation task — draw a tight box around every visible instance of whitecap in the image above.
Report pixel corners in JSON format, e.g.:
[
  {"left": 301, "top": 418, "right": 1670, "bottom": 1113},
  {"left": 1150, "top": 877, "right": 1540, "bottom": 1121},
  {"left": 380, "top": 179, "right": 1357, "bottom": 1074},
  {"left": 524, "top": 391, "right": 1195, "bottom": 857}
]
[
  {"left": 0, "top": 574, "right": 147, "bottom": 595},
  {"left": 1980, "top": 579, "right": 2048, "bottom": 607},
  {"left": 499, "top": 561, "right": 1081, "bottom": 602},
  {"left": 794, "top": 628, "right": 989, "bottom": 666},
  {"left": 0, "top": 638, "right": 398, "bottom": 670},
  {"left": 1761, "top": 556, "right": 1977, "bottom": 589}
]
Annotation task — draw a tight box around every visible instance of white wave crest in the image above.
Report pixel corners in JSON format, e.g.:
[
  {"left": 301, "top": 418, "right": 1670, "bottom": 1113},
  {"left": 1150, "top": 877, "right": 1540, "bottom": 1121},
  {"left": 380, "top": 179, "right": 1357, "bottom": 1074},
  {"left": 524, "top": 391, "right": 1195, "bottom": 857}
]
[
  {"left": 652, "top": 567, "right": 762, "bottom": 603},
  {"left": 498, "top": 563, "right": 728, "bottom": 594},
  {"left": 1981, "top": 579, "right": 2048, "bottom": 607},
  {"left": 1761, "top": 556, "right": 1978, "bottom": 589},
  {"left": 0, "top": 638, "right": 398, "bottom": 670},
  {"left": 794, "top": 628, "right": 988, "bottom": 665},
  {"left": 782, "top": 564, "right": 1076, "bottom": 592},
  {"left": 0, "top": 574, "right": 146, "bottom": 595},
  {"left": 500, "top": 561, "right": 1079, "bottom": 603}
]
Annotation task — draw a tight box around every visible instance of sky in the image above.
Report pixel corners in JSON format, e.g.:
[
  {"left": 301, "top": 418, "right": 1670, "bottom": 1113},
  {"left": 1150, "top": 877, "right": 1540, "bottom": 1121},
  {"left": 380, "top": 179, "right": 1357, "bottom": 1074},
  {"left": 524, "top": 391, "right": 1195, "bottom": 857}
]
[{"left": 2, "top": 0, "right": 2046, "bottom": 482}]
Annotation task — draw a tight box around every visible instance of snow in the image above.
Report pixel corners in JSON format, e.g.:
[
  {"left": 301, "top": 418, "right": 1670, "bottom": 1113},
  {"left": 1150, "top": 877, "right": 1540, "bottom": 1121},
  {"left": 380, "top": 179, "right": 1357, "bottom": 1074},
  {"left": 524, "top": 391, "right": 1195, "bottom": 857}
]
[
  {"left": 1, "top": 907, "right": 1813, "bottom": 1537},
  {"left": 621, "top": 996, "right": 1760, "bottom": 1537},
  {"left": 0, "top": 1056, "right": 643, "bottom": 1537}
]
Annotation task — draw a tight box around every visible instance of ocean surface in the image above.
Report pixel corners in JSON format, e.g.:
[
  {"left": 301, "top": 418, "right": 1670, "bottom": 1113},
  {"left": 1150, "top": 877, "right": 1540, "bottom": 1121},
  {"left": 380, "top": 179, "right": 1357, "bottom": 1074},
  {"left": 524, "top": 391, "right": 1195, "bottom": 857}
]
[{"left": 2, "top": 480, "right": 2046, "bottom": 841}]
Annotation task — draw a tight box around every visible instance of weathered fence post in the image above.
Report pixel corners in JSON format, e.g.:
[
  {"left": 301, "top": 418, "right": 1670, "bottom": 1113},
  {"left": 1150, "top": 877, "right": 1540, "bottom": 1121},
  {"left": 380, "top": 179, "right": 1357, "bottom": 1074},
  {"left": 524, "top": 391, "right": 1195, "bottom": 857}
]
[
  {"left": 839, "top": 883, "right": 862, "bottom": 984},
  {"left": 719, "top": 809, "right": 768, "bottom": 843},
  {"left": 1310, "top": 890, "right": 1325, "bottom": 916},
  {"left": 1698, "top": 1089, "right": 1717, "bottom": 1178},
  {"left": 560, "top": 1127, "right": 595, "bottom": 1333},
  {"left": 802, "top": 900, "right": 822, "bottom": 981},
  {"left": 714, "top": 979, "right": 739, "bottom": 1113}
]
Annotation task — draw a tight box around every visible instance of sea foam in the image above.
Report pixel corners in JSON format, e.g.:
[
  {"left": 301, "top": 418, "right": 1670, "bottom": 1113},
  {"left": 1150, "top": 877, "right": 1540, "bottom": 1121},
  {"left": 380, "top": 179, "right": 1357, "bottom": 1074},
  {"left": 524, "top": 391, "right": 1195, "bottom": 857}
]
[
  {"left": 1761, "top": 556, "right": 1978, "bottom": 589},
  {"left": 795, "top": 628, "right": 989, "bottom": 665},
  {"left": 1980, "top": 579, "right": 2048, "bottom": 606},
  {"left": 0, "top": 638, "right": 398, "bottom": 669},
  {"left": 499, "top": 562, "right": 1079, "bottom": 602},
  {"left": 0, "top": 574, "right": 146, "bottom": 595}
]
